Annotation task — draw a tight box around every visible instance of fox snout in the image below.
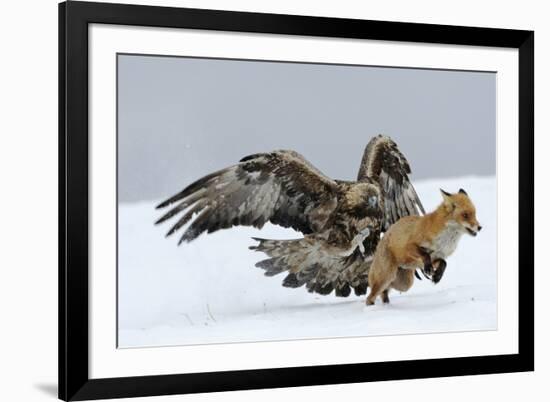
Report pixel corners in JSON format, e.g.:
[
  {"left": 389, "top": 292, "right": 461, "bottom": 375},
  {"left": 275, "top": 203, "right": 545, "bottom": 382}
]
[{"left": 465, "top": 223, "right": 482, "bottom": 237}]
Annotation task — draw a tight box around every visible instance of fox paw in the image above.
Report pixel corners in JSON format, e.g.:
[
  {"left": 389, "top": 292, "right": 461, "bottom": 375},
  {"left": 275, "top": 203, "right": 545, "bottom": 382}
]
[{"left": 431, "top": 259, "right": 447, "bottom": 284}]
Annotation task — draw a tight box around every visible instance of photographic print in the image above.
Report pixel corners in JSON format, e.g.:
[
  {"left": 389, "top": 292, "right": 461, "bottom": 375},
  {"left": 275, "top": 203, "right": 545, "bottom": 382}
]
[
  {"left": 60, "top": 3, "right": 533, "bottom": 399},
  {"left": 117, "top": 54, "right": 497, "bottom": 348}
]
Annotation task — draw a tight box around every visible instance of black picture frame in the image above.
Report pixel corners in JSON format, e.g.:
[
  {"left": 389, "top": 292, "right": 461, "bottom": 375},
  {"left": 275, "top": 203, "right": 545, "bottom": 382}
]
[{"left": 59, "top": 1, "right": 534, "bottom": 400}]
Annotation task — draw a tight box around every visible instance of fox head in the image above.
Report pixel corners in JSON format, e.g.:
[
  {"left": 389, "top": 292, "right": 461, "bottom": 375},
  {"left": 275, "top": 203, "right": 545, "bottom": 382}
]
[{"left": 440, "top": 188, "right": 482, "bottom": 236}]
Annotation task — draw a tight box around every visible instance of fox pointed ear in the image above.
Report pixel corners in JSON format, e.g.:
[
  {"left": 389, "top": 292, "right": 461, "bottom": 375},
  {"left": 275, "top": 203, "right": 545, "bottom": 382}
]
[
  {"left": 440, "top": 189, "right": 455, "bottom": 211},
  {"left": 459, "top": 188, "right": 468, "bottom": 195}
]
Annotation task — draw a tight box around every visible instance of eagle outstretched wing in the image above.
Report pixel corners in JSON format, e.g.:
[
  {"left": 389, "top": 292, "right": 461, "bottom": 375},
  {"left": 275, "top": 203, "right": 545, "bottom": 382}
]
[
  {"left": 155, "top": 150, "right": 339, "bottom": 244},
  {"left": 357, "top": 135, "right": 425, "bottom": 230}
]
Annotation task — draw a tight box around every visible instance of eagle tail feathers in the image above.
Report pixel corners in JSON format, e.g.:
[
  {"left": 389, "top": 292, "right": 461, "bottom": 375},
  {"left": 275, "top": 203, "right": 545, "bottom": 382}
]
[{"left": 251, "top": 237, "right": 370, "bottom": 297}]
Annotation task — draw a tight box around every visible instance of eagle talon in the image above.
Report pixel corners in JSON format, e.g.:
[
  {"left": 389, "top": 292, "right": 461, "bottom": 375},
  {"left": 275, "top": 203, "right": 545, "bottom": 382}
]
[{"left": 360, "top": 227, "right": 372, "bottom": 237}]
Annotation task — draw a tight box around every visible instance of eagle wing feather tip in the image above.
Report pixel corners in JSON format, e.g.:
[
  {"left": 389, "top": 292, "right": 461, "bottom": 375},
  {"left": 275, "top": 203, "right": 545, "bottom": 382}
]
[
  {"left": 165, "top": 225, "right": 179, "bottom": 236},
  {"left": 156, "top": 198, "right": 176, "bottom": 209},
  {"left": 177, "top": 233, "right": 194, "bottom": 245},
  {"left": 155, "top": 215, "right": 170, "bottom": 225}
]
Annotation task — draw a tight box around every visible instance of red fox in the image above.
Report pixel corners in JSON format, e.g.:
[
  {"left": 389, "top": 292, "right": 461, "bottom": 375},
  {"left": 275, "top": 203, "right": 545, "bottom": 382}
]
[{"left": 366, "top": 188, "right": 481, "bottom": 305}]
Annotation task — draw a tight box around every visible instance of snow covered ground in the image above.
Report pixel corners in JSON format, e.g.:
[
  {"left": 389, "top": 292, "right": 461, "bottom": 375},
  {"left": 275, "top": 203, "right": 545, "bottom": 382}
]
[{"left": 118, "top": 176, "right": 497, "bottom": 348}]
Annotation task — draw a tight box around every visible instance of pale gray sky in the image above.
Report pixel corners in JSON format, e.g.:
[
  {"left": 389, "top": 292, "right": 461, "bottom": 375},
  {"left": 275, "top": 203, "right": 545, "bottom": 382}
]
[{"left": 118, "top": 54, "right": 496, "bottom": 203}]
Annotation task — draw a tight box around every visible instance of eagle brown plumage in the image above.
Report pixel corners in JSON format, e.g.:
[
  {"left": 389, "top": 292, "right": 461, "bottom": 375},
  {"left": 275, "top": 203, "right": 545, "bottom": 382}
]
[{"left": 155, "top": 135, "right": 424, "bottom": 297}]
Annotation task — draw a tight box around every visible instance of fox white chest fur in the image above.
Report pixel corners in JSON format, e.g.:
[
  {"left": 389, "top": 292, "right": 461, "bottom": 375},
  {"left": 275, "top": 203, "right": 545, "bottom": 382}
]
[{"left": 430, "top": 223, "right": 464, "bottom": 260}]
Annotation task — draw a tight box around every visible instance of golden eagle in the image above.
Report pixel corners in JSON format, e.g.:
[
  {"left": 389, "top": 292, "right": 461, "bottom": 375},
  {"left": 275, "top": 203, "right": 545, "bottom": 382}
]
[{"left": 156, "top": 135, "right": 424, "bottom": 297}]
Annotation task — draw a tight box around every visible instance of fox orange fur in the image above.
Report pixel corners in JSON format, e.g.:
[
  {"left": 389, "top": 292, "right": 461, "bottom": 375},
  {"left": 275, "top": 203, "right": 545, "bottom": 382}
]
[{"left": 366, "top": 188, "right": 481, "bottom": 305}]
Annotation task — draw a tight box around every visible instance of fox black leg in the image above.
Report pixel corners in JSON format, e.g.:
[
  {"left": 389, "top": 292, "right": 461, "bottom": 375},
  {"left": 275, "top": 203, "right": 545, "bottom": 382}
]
[
  {"left": 414, "top": 270, "right": 422, "bottom": 280},
  {"left": 381, "top": 289, "right": 390, "bottom": 304},
  {"left": 417, "top": 246, "right": 434, "bottom": 276},
  {"left": 431, "top": 259, "right": 447, "bottom": 284}
]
